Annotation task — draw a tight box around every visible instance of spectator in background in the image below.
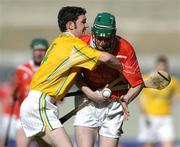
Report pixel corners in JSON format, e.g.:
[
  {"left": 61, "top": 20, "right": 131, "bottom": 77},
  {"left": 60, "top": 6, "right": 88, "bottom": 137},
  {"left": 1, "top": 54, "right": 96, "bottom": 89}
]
[
  {"left": 13, "top": 38, "right": 49, "bottom": 147},
  {"left": 0, "top": 72, "right": 17, "bottom": 146},
  {"left": 138, "top": 55, "right": 180, "bottom": 147}
]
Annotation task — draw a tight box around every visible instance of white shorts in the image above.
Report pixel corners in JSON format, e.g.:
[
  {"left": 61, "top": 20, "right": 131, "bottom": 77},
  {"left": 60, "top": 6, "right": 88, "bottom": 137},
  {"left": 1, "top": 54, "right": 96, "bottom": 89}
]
[
  {"left": 0, "top": 114, "right": 16, "bottom": 139},
  {"left": 20, "top": 90, "right": 63, "bottom": 137},
  {"left": 138, "top": 115, "right": 175, "bottom": 143},
  {"left": 74, "top": 97, "right": 124, "bottom": 138}
]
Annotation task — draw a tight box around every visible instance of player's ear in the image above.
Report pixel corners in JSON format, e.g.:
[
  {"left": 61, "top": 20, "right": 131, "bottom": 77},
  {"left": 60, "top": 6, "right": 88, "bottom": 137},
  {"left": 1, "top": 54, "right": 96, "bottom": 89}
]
[{"left": 66, "top": 21, "right": 75, "bottom": 30}]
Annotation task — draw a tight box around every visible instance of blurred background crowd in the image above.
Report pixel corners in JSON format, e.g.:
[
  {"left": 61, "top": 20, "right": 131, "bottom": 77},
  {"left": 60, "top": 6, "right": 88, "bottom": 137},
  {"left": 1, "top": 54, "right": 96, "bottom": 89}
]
[{"left": 0, "top": 0, "right": 180, "bottom": 147}]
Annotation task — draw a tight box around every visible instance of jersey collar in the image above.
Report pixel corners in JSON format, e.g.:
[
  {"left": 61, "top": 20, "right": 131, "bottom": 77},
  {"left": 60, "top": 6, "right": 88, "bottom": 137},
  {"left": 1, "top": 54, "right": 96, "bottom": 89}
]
[{"left": 62, "top": 32, "right": 75, "bottom": 37}]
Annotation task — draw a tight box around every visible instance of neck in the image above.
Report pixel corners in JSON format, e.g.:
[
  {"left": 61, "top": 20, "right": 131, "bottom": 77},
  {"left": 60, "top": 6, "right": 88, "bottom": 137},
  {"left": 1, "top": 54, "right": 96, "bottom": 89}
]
[{"left": 64, "top": 31, "right": 75, "bottom": 37}]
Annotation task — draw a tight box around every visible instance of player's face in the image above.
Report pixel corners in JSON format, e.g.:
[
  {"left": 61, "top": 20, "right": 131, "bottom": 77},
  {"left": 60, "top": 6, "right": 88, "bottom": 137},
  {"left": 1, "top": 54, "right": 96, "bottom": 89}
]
[
  {"left": 94, "top": 36, "right": 114, "bottom": 52},
  {"left": 73, "top": 15, "right": 89, "bottom": 37},
  {"left": 33, "top": 50, "right": 47, "bottom": 66}
]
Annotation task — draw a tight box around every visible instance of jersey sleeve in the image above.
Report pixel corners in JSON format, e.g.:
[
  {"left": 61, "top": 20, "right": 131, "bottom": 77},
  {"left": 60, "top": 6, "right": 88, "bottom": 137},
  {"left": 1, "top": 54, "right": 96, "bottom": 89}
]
[
  {"left": 122, "top": 44, "right": 143, "bottom": 87},
  {"left": 14, "top": 64, "right": 33, "bottom": 103},
  {"left": 70, "top": 39, "right": 102, "bottom": 71}
]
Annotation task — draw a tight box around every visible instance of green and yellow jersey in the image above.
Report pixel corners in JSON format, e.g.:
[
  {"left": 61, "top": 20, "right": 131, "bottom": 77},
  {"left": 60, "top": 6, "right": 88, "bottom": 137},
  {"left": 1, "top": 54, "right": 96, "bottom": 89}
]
[
  {"left": 140, "top": 74, "right": 180, "bottom": 115},
  {"left": 30, "top": 33, "right": 102, "bottom": 101}
]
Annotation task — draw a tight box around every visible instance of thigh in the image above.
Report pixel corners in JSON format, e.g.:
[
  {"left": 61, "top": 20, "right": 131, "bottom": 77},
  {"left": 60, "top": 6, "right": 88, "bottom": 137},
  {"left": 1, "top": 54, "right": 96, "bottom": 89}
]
[
  {"left": 74, "top": 104, "right": 101, "bottom": 127},
  {"left": 36, "top": 127, "right": 73, "bottom": 147},
  {"left": 157, "top": 116, "right": 175, "bottom": 142},
  {"left": 99, "top": 102, "right": 124, "bottom": 138},
  {"left": 99, "top": 135, "right": 119, "bottom": 147},
  {"left": 138, "top": 115, "right": 155, "bottom": 143},
  {"left": 74, "top": 126, "right": 98, "bottom": 147},
  {"left": 16, "top": 128, "right": 30, "bottom": 147}
]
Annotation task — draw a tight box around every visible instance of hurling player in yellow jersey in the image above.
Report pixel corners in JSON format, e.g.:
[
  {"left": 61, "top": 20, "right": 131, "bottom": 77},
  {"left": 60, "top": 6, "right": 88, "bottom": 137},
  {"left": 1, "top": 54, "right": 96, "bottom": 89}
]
[
  {"left": 138, "top": 56, "right": 180, "bottom": 147},
  {"left": 20, "top": 6, "right": 123, "bottom": 147}
]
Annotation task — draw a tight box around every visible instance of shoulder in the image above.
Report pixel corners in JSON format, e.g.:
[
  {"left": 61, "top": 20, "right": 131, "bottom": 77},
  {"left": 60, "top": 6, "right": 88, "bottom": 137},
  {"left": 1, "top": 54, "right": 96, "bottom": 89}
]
[
  {"left": 114, "top": 36, "right": 136, "bottom": 59},
  {"left": 79, "top": 34, "right": 92, "bottom": 45},
  {"left": 80, "top": 34, "right": 91, "bottom": 42},
  {"left": 17, "top": 61, "right": 31, "bottom": 70},
  {"left": 115, "top": 36, "right": 135, "bottom": 55},
  {"left": 73, "top": 36, "right": 92, "bottom": 49},
  {"left": 16, "top": 61, "right": 33, "bottom": 75},
  {"left": 118, "top": 36, "right": 134, "bottom": 51},
  {"left": 170, "top": 76, "right": 179, "bottom": 87}
]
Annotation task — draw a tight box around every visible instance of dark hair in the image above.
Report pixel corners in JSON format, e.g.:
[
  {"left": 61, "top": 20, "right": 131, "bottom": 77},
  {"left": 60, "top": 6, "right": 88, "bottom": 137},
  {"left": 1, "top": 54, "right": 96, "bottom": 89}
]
[
  {"left": 156, "top": 55, "right": 168, "bottom": 64},
  {"left": 58, "top": 6, "right": 86, "bottom": 32}
]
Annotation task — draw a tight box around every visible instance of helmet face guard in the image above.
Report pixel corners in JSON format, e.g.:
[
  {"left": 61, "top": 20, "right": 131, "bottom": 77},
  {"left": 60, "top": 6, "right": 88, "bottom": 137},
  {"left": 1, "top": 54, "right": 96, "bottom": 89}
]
[
  {"left": 92, "top": 35, "right": 116, "bottom": 52},
  {"left": 92, "top": 12, "right": 116, "bottom": 52}
]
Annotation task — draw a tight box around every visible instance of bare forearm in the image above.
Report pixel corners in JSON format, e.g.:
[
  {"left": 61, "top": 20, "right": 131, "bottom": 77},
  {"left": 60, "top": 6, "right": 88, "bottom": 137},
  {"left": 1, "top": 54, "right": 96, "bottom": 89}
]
[
  {"left": 99, "top": 52, "right": 122, "bottom": 72},
  {"left": 81, "top": 86, "right": 96, "bottom": 100},
  {"left": 106, "top": 56, "right": 122, "bottom": 72},
  {"left": 123, "top": 84, "right": 143, "bottom": 104},
  {"left": 76, "top": 73, "right": 96, "bottom": 101}
]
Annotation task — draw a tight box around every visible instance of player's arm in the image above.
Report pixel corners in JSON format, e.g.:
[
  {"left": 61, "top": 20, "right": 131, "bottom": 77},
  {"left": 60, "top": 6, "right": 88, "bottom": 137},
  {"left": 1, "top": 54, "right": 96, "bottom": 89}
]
[
  {"left": 98, "top": 52, "right": 122, "bottom": 73},
  {"left": 121, "top": 84, "right": 144, "bottom": 104},
  {"left": 117, "top": 42, "right": 144, "bottom": 119},
  {"left": 118, "top": 84, "right": 143, "bottom": 121},
  {"left": 120, "top": 41, "right": 144, "bottom": 103},
  {"left": 75, "top": 73, "right": 107, "bottom": 104},
  {"left": 75, "top": 40, "right": 122, "bottom": 73},
  {"left": 80, "top": 36, "right": 123, "bottom": 72}
]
